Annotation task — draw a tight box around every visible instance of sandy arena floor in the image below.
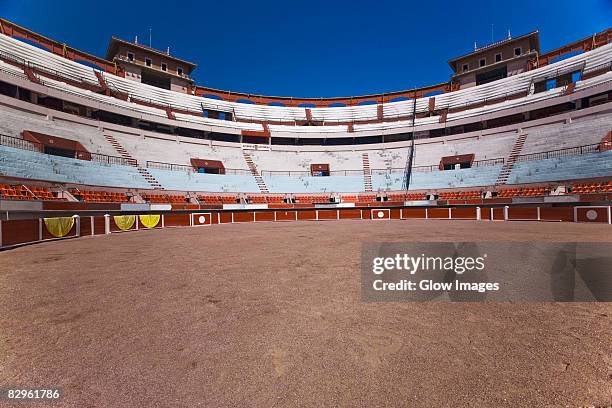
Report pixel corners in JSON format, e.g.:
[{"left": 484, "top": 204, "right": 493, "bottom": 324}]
[{"left": 0, "top": 219, "right": 611, "bottom": 407}]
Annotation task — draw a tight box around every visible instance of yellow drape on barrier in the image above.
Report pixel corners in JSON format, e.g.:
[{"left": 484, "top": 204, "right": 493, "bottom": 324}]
[
  {"left": 113, "top": 215, "right": 135, "bottom": 231},
  {"left": 139, "top": 214, "right": 160, "bottom": 229},
  {"left": 44, "top": 217, "right": 75, "bottom": 238}
]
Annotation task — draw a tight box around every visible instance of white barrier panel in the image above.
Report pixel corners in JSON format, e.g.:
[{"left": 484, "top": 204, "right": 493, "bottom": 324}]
[
  {"left": 150, "top": 204, "right": 172, "bottom": 211},
  {"left": 371, "top": 209, "right": 390, "bottom": 220},
  {"left": 224, "top": 204, "right": 268, "bottom": 210},
  {"left": 191, "top": 212, "right": 213, "bottom": 226}
]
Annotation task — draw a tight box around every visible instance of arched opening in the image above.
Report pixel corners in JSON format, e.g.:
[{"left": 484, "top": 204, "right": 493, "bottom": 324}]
[
  {"left": 328, "top": 103, "right": 347, "bottom": 108},
  {"left": 357, "top": 100, "right": 377, "bottom": 106},
  {"left": 268, "top": 102, "right": 286, "bottom": 107},
  {"left": 298, "top": 103, "right": 317, "bottom": 108},
  {"left": 390, "top": 97, "right": 409, "bottom": 102},
  {"left": 236, "top": 99, "right": 255, "bottom": 104}
]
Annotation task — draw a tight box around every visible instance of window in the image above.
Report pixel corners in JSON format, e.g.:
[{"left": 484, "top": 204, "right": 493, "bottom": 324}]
[
  {"left": 177, "top": 67, "right": 183, "bottom": 76},
  {"left": 479, "top": 58, "right": 486, "bottom": 67},
  {"left": 514, "top": 47, "right": 521, "bottom": 56},
  {"left": 495, "top": 53, "right": 502, "bottom": 62},
  {"left": 127, "top": 52, "right": 134, "bottom": 62},
  {"left": 161, "top": 63, "right": 167, "bottom": 72},
  {"left": 476, "top": 66, "right": 508, "bottom": 85},
  {"left": 462, "top": 63, "right": 469, "bottom": 72},
  {"left": 145, "top": 58, "right": 152, "bottom": 67}
]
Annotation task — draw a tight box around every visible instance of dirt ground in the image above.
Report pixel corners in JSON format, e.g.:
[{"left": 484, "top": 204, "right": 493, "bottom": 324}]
[{"left": 0, "top": 219, "right": 611, "bottom": 407}]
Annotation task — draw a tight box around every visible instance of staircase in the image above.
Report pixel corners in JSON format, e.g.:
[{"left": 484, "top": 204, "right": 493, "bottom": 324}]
[
  {"left": 242, "top": 151, "right": 269, "bottom": 193},
  {"left": 495, "top": 132, "right": 528, "bottom": 185},
  {"left": 104, "top": 134, "right": 163, "bottom": 189},
  {"left": 362, "top": 153, "right": 373, "bottom": 192}
]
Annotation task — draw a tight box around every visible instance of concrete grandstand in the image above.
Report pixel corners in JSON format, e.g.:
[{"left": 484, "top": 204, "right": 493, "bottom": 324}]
[{"left": 0, "top": 18, "right": 610, "bottom": 247}]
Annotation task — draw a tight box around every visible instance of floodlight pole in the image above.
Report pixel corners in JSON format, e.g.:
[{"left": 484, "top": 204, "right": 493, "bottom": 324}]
[{"left": 403, "top": 89, "right": 417, "bottom": 191}]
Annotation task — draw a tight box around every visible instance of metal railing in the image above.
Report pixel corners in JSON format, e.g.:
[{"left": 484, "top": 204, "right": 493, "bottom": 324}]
[
  {"left": 89, "top": 152, "right": 133, "bottom": 166},
  {"left": 515, "top": 143, "right": 600, "bottom": 162},
  {"left": 474, "top": 157, "right": 505, "bottom": 167},
  {"left": 0, "top": 132, "right": 604, "bottom": 177},
  {"left": 146, "top": 161, "right": 252, "bottom": 175},
  {"left": 0, "top": 133, "right": 42, "bottom": 152},
  {"left": 0, "top": 133, "right": 133, "bottom": 166},
  {"left": 146, "top": 161, "right": 503, "bottom": 177},
  {"left": 259, "top": 170, "right": 311, "bottom": 177},
  {"left": 147, "top": 161, "right": 194, "bottom": 172},
  {"left": 142, "top": 144, "right": 602, "bottom": 177}
]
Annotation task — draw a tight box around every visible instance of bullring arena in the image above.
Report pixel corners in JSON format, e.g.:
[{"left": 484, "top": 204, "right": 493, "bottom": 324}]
[{"left": 0, "top": 14, "right": 611, "bottom": 407}]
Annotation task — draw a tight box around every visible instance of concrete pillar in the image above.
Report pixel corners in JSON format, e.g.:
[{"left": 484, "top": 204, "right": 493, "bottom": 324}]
[{"left": 73, "top": 214, "right": 80, "bottom": 237}]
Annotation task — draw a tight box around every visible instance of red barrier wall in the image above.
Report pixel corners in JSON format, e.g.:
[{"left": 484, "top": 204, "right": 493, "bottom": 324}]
[
  {"left": 508, "top": 207, "right": 539, "bottom": 220},
  {"left": 428, "top": 208, "right": 451, "bottom": 219},
  {"left": 93, "top": 216, "right": 106, "bottom": 234},
  {"left": 1, "top": 219, "right": 39, "bottom": 246},
  {"left": 575, "top": 207, "right": 610, "bottom": 223},
  {"left": 219, "top": 212, "right": 233, "bottom": 224},
  {"left": 401, "top": 208, "right": 426, "bottom": 219},
  {"left": 42, "top": 202, "right": 121, "bottom": 211},
  {"left": 80, "top": 216, "right": 93, "bottom": 236},
  {"left": 255, "top": 212, "right": 275, "bottom": 222},
  {"left": 539, "top": 207, "right": 574, "bottom": 222},
  {"left": 233, "top": 212, "right": 255, "bottom": 223},
  {"left": 485, "top": 198, "right": 513, "bottom": 204},
  {"left": 276, "top": 211, "right": 298, "bottom": 221},
  {"left": 163, "top": 213, "right": 191, "bottom": 227},
  {"left": 492, "top": 208, "right": 505, "bottom": 220},
  {"left": 2, "top": 205, "right": 611, "bottom": 249},
  {"left": 296, "top": 210, "right": 317, "bottom": 220},
  {"left": 317, "top": 210, "right": 338, "bottom": 220},
  {"left": 451, "top": 207, "right": 478, "bottom": 219},
  {"left": 339, "top": 209, "right": 362, "bottom": 219}
]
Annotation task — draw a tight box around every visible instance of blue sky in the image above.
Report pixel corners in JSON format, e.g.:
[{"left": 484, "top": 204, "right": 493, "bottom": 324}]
[{"left": 1, "top": 0, "right": 610, "bottom": 97}]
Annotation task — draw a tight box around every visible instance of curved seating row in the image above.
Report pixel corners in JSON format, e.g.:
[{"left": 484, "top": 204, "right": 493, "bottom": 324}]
[{"left": 1, "top": 32, "right": 610, "bottom": 135}]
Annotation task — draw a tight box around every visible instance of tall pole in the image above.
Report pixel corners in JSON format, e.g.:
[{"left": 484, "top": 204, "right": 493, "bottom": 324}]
[{"left": 403, "top": 88, "right": 417, "bottom": 191}]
